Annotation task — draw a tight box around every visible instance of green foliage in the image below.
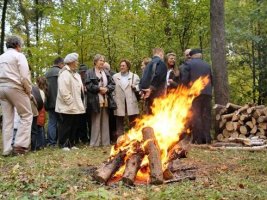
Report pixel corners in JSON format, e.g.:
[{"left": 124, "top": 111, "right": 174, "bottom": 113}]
[{"left": 4, "top": 0, "right": 210, "bottom": 75}]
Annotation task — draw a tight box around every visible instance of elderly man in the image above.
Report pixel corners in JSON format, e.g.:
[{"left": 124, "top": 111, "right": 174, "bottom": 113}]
[
  {"left": 181, "top": 49, "right": 213, "bottom": 144},
  {"left": 0, "top": 35, "right": 33, "bottom": 155},
  {"left": 179, "top": 49, "right": 191, "bottom": 81}
]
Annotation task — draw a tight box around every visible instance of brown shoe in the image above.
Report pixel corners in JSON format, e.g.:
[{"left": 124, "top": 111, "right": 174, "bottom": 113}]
[{"left": 13, "top": 146, "right": 29, "bottom": 155}]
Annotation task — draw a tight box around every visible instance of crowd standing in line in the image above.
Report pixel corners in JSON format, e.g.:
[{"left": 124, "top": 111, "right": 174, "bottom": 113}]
[{"left": 0, "top": 35, "right": 213, "bottom": 156}]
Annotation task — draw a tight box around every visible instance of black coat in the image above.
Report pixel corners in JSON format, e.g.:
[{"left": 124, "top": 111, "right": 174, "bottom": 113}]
[
  {"left": 167, "top": 69, "right": 180, "bottom": 91},
  {"left": 86, "top": 68, "right": 116, "bottom": 113},
  {"left": 45, "top": 66, "right": 61, "bottom": 110},
  {"left": 140, "top": 56, "right": 167, "bottom": 98},
  {"left": 181, "top": 58, "right": 213, "bottom": 96}
]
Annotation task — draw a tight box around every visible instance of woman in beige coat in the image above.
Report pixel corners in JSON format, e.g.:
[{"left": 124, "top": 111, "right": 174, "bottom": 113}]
[
  {"left": 55, "top": 53, "right": 85, "bottom": 150},
  {"left": 113, "top": 59, "right": 140, "bottom": 136}
]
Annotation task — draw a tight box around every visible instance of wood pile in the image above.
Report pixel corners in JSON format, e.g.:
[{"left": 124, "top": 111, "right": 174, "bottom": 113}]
[
  {"left": 214, "top": 103, "right": 267, "bottom": 145},
  {"left": 92, "top": 127, "right": 195, "bottom": 185}
]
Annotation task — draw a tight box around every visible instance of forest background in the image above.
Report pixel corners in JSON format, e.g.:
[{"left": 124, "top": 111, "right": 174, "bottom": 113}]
[{"left": 1, "top": 0, "right": 267, "bottom": 105}]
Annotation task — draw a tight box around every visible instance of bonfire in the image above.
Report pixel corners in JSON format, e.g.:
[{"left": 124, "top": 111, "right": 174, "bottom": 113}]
[{"left": 93, "top": 76, "right": 209, "bottom": 185}]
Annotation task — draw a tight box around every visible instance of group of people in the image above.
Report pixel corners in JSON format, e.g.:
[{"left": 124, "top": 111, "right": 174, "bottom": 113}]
[{"left": 0, "top": 35, "right": 213, "bottom": 156}]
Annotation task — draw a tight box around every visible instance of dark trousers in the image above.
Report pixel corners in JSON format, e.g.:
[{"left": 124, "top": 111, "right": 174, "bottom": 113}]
[
  {"left": 58, "top": 114, "right": 80, "bottom": 148},
  {"left": 76, "top": 113, "right": 89, "bottom": 144},
  {"left": 31, "top": 116, "right": 44, "bottom": 151},
  {"left": 116, "top": 115, "right": 138, "bottom": 137},
  {"left": 191, "top": 94, "right": 212, "bottom": 144},
  {"left": 109, "top": 110, "right": 117, "bottom": 143}
]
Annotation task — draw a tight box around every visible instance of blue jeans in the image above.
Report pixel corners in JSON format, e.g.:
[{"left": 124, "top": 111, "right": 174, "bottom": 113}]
[
  {"left": 47, "top": 110, "right": 58, "bottom": 146},
  {"left": 37, "top": 126, "right": 46, "bottom": 148}
]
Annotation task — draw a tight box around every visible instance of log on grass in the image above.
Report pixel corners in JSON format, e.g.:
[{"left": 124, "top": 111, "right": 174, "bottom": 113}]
[
  {"left": 122, "top": 152, "right": 144, "bottom": 185},
  {"left": 209, "top": 145, "right": 267, "bottom": 151},
  {"left": 93, "top": 150, "right": 126, "bottom": 183},
  {"left": 142, "top": 127, "right": 163, "bottom": 185}
]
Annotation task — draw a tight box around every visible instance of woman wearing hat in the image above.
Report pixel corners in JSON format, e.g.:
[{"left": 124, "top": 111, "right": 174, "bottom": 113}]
[{"left": 55, "top": 53, "right": 85, "bottom": 150}]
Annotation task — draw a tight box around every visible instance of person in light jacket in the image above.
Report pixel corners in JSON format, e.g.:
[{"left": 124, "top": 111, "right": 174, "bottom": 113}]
[
  {"left": 55, "top": 53, "right": 85, "bottom": 150},
  {"left": 113, "top": 59, "right": 140, "bottom": 137},
  {"left": 0, "top": 35, "right": 33, "bottom": 156}
]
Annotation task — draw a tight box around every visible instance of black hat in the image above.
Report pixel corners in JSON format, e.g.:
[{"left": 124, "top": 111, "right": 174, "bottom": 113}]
[
  {"left": 79, "top": 64, "right": 88, "bottom": 72},
  {"left": 189, "top": 49, "right": 202, "bottom": 56}
]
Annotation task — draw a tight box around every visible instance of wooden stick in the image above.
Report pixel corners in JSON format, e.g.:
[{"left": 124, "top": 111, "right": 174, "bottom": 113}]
[
  {"left": 221, "top": 113, "right": 235, "bottom": 120},
  {"left": 236, "top": 104, "right": 249, "bottom": 115},
  {"left": 226, "top": 103, "right": 241, "bottom": 111}
]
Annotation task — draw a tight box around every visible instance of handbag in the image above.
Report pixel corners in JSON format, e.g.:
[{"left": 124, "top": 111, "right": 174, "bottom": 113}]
[
  {"left": 131, "top": 73, "right": 141, "bottom": 101},
  {"left": 107, "top": 93, "right": 117, "bottom": 110}
]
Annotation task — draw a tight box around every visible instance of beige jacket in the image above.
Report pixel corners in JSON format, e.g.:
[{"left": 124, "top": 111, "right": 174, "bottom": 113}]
[
  {"left": 0, "top": 48, "right": 32, "bottom": 95},
  {"left": 113, "top": 71, "right": 140, "bottom": 116},
  {"left": 55, "top": 65, "right": 85, "bottom": 114}
]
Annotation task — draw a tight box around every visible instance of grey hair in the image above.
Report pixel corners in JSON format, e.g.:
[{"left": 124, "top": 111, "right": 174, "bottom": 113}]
[
  {"left": 93, "top": 54, "right": 105, "bottom": 65},
  {"left": 6, "top": 35, "right": 24, "bottom": 49}
]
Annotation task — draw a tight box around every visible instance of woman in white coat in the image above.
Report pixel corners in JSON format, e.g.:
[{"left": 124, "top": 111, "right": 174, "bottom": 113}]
[
  {"left": 55, "top": 53, "right": 85, "bottom": 150},
  {"left": 113, "top": 59, "right": 140, "bottom": 137}
]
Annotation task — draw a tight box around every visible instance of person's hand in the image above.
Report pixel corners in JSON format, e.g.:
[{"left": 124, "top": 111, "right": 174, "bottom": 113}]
[
  {"left": 142, "top": 88, "right": 152, "bottom": 99},
  {"left": 99, "top": 87, "right": 108, "bottom": 95},
  {"left": 168, "top": 79, "right": 174, "bottom": 84}
]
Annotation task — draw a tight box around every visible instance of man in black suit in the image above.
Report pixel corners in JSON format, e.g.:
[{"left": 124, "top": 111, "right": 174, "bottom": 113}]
[
  {"left": 181, "top": 49, "right": 213, "bottom": 144},
  {"left": 140, "top": 48, "right": 167, "bottom": 114}
]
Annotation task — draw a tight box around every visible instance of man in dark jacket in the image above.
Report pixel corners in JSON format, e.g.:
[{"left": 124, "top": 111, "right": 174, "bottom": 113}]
[
  {"left": 181, "top": 49, "right": 213, "bottom": 144},
  {"left": 140, "top": 48, "right": 167, "bottom": 114},
  {"left": 76, "top": 64, "right": 89, "bottom": 144},
  {"left": 45, "top": 57, "right": 64, "bottom": 146}
]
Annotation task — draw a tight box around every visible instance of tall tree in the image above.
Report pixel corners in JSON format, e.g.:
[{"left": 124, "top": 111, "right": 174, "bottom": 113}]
[
  {"left": 210, "top": 0, "right": 229, "bottom": 105},
  {"left": 1, "top": 0, "right": 8, "bottom": 54}
]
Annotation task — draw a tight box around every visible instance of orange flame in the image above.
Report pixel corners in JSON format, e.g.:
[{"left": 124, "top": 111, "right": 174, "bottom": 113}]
[{"left": 109, "top": 76, "right": 209, "bottom": 183}]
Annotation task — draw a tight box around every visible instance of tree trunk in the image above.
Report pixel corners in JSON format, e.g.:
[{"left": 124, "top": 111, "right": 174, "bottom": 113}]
[
  {"left": 210, "top": 0, "right": 229, "bottom": 105},
  {"left": 0, "top": 0, "right": 8, "bottom": 54}
]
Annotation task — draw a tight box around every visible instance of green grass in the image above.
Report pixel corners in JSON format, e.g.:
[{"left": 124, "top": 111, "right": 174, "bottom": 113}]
[{"left": 0, "top": 146, "right": 267, "bottom": 200}]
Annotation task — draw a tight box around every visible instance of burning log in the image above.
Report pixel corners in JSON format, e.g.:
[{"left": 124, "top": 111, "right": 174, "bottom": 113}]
[
  {"left": 122, "top": 152, "right": 145, "bottom": 185},
  {"left": 142, "top": 127, "right": 164, "bottom": 185},
  {"left": 93, "top": 150, "right": 126, "bottom": 184}
]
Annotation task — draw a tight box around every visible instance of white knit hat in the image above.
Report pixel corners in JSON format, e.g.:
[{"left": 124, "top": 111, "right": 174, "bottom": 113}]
[{"left": 64, "top": 53, "right": 79, "bottom": 64}]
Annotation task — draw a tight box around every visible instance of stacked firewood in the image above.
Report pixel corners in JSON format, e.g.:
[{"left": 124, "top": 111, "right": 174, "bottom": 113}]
[{"left": 215, "top": 103, "right": 267, "bottom": 142}]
